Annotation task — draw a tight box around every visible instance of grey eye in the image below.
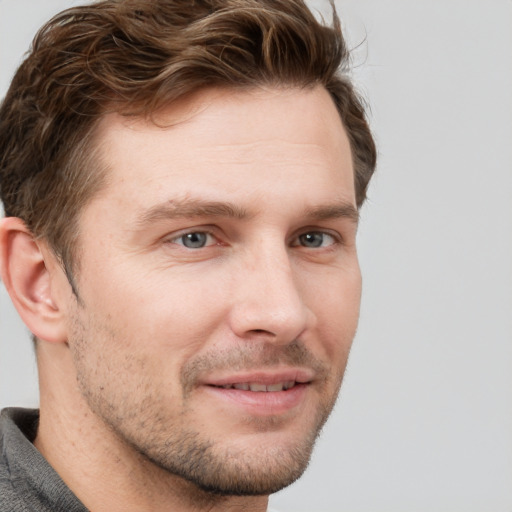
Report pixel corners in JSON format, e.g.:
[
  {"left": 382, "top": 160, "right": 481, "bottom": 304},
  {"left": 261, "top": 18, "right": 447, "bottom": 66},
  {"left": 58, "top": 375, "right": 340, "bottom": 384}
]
[
  {"left": 298, "top": 232, "right": 336, "bottom": 248},
  {"left": 299, "top": 232, "right": 324, "bottom": 248},
  {"left": 179, "top": 232, "right": 209, "bottom": 248}
]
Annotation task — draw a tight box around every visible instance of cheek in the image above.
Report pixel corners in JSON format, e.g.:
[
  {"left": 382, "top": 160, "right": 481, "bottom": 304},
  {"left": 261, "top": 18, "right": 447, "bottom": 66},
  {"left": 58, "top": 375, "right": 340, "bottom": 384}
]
[
  {"left": 308, "top": 266, "right": 362, "bottom": 360},
  {"left": 79, "top": 264, "right": 229, "bottom": 362}
]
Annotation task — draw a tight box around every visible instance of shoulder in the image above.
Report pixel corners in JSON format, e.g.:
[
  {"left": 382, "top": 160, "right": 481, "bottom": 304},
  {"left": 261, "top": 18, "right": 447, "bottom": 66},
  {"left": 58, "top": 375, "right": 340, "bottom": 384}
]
[
  {"left": 0, "top": 448, "right": 30, "bottom": 512},
  {"left": 0, "top": 408, "right": 40, "bottom": 511},
  {"left": 0, "top": 407, "right": 87, "bottom": 512}
]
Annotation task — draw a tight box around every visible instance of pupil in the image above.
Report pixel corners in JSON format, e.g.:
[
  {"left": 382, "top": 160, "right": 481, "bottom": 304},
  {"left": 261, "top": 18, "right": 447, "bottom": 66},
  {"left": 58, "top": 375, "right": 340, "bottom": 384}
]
[
  {"left": 301, "top": 232, "right": 323, "bottom": 248},
  {"left": 183, "top": 232, "right": 207, "bottom": 248}
]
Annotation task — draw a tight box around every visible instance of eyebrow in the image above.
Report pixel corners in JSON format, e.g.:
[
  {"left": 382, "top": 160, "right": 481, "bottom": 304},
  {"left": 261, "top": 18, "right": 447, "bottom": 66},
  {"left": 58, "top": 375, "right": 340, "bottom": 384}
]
[
  {"left": 136, "top": 198, "right": 251, "bottom": 227},
  {"left": 304, "top": 203, "right": 360, "bottom": 224},
  {"left": 136, "top": 198, "right": 359, "bottom": 228}
]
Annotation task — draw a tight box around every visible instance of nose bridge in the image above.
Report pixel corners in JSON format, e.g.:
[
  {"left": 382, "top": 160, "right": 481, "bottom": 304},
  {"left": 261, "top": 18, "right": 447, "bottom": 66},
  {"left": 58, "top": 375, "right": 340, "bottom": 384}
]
[{"left": 229, "top": 239, "right": 312, "bottom": 342}]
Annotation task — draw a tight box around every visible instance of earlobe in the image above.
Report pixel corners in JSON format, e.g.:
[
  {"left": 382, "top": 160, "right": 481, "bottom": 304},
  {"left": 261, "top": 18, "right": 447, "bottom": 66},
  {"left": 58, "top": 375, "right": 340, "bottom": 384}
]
[{"left": 0, "top": 217, "right": 68, "bottom": 343}]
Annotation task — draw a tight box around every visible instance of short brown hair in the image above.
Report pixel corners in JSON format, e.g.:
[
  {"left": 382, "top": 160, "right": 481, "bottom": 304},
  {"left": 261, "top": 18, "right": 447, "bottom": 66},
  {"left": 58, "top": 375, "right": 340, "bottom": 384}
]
[{"left": 0, "top": 0, "right": 376, "bottom": 275}]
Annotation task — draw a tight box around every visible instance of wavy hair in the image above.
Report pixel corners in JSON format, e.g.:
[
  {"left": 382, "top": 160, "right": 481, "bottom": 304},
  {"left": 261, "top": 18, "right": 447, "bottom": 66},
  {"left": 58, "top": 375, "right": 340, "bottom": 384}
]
[{"left": 0, "top": 0, "right": 376, "bottom": 274}]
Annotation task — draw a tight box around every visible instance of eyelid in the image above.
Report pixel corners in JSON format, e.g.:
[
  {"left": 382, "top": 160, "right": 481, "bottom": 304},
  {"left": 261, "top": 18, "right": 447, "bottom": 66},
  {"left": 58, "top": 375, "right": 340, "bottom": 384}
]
[
  {"left": 165, "top": 227, "right": 219, "bottom": 246},
  {"left": 290, "top": 228, "right": 343, "bottom": 248}
]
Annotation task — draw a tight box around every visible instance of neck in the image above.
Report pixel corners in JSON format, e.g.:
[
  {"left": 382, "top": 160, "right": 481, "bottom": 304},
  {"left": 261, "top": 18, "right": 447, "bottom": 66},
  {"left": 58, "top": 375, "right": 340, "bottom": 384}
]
[{"left": 34, "top": 342, "right": 268, "bottom": 512}]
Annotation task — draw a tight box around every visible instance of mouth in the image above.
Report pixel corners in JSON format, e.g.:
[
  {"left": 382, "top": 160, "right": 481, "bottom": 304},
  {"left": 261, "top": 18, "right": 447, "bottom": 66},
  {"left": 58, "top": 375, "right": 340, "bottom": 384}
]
[
  {"left": 212, "top": 381, "right": 297, "bottom": 392},
  {"left": 201, "top": 370, "right": 314, "bottom": 416},
  {"left": 204, "top": 368, "right": 313, "bottom": 391}
]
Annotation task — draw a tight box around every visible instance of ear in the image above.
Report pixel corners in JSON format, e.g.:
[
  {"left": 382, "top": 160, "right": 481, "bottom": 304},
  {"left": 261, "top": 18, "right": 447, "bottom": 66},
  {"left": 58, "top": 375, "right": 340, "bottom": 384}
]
[{"left": 0, "top": 217, "right": 69, "bottom": 343}]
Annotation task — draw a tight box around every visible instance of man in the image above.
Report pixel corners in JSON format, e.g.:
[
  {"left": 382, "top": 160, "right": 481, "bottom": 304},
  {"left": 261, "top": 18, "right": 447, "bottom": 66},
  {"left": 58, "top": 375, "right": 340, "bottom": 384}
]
[{"left": 0, "top": 0, "right": 376, "bottom": 510}]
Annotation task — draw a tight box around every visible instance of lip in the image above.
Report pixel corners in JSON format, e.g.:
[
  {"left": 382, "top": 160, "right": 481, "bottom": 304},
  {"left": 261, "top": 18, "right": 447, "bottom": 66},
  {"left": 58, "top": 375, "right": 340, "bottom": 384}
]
[
  {"left": 200, "top": 368, "right": 314, "bottom": 416},
  {"left": 202, "top": 368, "right": 315, "bottom": 388}
]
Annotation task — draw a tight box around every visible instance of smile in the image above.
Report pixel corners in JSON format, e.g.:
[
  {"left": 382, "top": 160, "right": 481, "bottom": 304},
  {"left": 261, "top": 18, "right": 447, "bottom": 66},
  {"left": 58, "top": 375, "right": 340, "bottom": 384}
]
[{"left": 214, "top": 381, "right": 297, "bottom": 392}]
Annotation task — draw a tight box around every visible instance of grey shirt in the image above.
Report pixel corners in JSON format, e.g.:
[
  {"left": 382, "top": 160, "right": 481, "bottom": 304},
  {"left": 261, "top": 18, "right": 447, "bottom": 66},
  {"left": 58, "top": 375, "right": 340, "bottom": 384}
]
[
  {"left": 0, "top": 408, "right": 87, "bottom": 512},
  {"left": 1, "top": 408, "right": 282, "bottom": 512}
]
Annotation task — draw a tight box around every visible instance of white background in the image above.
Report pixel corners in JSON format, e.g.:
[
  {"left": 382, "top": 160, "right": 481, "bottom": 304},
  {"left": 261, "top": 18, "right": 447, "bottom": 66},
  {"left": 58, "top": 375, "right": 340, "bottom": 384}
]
[{"left": 1, "top": 1, "right": 511, "bottom": 511}]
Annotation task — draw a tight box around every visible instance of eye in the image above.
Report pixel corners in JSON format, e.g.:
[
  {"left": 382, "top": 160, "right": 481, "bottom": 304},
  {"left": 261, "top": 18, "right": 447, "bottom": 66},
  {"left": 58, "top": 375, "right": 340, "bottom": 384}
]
[
  {"left": 296, "top": 231, "right": 336, "bottom": 248},
  {"left": 172, "top": 231, "right": 216, "bottom": 249}
]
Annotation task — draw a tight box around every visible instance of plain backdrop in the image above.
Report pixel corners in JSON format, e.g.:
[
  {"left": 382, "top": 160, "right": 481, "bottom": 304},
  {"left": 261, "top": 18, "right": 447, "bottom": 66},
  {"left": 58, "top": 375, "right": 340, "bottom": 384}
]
[{"left": 1, "top": 1, "right": 511, "bottom": 511}]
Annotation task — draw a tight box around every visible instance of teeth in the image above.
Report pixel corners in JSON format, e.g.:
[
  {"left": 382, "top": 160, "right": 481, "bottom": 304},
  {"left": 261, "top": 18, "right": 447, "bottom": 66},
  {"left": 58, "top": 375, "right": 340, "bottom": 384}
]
[
  {"left": 219, "top": 381, "right": 297, "bottom": 392},
  {"left": 266, "top": 383, "right": 284, "bottom": 392},
  {"left": 249, "top": 383, "right": 268, "bottom": 392}
]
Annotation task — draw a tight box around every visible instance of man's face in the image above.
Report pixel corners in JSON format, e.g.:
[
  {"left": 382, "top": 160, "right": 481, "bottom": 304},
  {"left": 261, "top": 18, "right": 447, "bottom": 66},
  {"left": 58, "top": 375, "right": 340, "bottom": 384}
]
[{"left": 65, "top": 86, "right": 361, "bottom": 495}]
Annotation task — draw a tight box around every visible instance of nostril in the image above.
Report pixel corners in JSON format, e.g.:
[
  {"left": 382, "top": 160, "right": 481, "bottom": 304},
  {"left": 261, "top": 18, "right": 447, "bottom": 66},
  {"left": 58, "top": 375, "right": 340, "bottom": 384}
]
[{"left": 250, "top": 329, "right": 270, "bottom": 335}]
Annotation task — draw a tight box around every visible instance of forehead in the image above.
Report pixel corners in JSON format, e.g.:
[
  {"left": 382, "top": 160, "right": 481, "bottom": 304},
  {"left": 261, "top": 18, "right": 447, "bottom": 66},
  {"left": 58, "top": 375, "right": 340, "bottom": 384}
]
[{"left": 90, "top": 86, "right": 355, "bottom": 214}]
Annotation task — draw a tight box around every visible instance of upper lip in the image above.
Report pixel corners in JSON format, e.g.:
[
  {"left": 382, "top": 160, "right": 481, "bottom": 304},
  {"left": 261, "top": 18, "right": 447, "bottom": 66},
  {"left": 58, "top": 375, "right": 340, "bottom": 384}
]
[{"left": 202, "top": 368, "right": 315, "bottom": 388}]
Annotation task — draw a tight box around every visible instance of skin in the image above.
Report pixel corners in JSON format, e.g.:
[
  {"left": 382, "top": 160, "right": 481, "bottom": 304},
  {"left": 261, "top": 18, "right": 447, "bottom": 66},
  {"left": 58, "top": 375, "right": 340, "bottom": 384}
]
[{"left": 0, "top": 86, "right": 361, "bottom": 512}]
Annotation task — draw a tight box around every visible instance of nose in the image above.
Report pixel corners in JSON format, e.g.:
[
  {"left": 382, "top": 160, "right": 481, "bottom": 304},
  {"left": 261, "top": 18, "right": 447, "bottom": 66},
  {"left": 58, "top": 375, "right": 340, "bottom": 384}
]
[{"left": 228, "top": 246, "right": 315, "bottom": 344}]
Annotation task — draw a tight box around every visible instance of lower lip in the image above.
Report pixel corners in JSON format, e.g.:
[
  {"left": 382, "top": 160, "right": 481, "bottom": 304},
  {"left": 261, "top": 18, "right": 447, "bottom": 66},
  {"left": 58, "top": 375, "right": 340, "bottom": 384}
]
[{"left": 204, "top": 384, "right": 309, "bottom": 416}]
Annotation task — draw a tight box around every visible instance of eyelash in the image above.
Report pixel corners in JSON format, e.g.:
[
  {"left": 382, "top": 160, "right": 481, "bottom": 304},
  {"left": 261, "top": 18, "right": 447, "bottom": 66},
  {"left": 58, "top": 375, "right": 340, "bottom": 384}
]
[
  {"left": 170, "top": 231, "right": 218, "bottom": 249},
  {"left": 293, "top": 231, "right": 338, "bottom": 249},
  {"left": 167, "top": 229, "right": 341, "bottom": 250}
]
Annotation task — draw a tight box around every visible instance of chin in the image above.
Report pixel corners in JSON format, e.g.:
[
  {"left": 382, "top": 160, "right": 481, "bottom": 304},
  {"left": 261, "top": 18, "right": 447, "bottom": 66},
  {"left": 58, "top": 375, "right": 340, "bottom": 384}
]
[
  {"left": 139, "top": 420, "right": 322, "bottom": 497},
  {"left": 165, "top": 438, "right": 315, "bottom": 496}
]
